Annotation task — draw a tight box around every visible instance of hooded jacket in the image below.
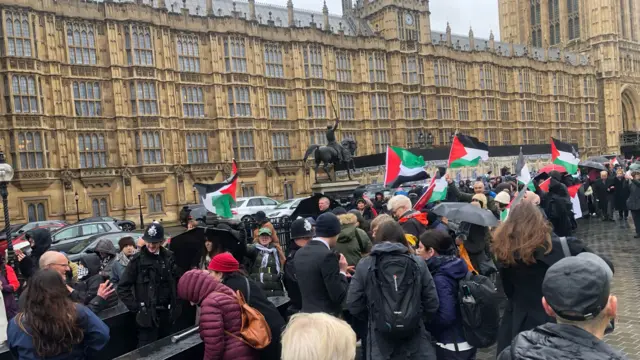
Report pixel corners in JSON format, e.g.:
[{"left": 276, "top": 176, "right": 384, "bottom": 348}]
[
  {"left": 93, "top": 239, "right": 118, "bottom": 279},
  {"left": 335, "top": 213, "right": 372, "bottom": 267},
  {"left": 346, "top": 242, "right": 439, "bottom": 360},
  {"left": 18, "top": 228, "right": 52, "bottom": 279},
  {"left": 71, "top": 254, "right": 118, "bottom": 313},
  {"left": 177, "top": 270, "right": 257, "bottom": 360},
  {"left": 498, "top": 323, "right": 627, "bottom": 360},
  {"left": 398, "top": 210, "right": 428, "bottom": 246},
  {"left": 425, "top": 256, "right": 469, "bottom": 345},
  {"left": 540, "top": 175, "right": 574, "bottom": 237}
]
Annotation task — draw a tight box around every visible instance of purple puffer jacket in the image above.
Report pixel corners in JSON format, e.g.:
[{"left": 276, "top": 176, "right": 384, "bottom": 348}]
[{"left": 177, "top": 270, "right": 257, "bottom": 360}]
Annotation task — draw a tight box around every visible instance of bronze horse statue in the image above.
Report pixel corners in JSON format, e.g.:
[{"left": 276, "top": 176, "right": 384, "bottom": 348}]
[{"left": 303, "top": 139, "right": 357, "bottom": 183}]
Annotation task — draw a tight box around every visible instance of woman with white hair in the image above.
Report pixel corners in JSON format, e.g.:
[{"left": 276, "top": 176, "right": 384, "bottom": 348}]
[{"left": 281, "top": 312, "right": 356, "bottom": 360}]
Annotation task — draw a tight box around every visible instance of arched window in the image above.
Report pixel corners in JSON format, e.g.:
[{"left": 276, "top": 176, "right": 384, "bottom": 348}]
[
  {"left": 5, "top": 12, "right": 31, "bottom": 57},
  {"left": 27, "top": 202, "right": 46, "bottom": 222},
  {"left": 186, "top": 133, "right": 208, "bottom": 164},
  {"left": 177, "top": 34, "right": 200, "bottom": 72},
  {"left": 99, "top": 198, "right": 108, "bottom": 216},
  {"left": 130, "top": 81, "right": 158, "bottom": 115},
  {"left": 136, "top": 131, "right": 162, "bottom": 165},
  {"left": 66, "top": 23, "right": 96, "bottom": 65},
  {"left": 92, "top": 199, "right": 100, "bottom": 217},
  {"left": 17, "top": 131, "right": 45, "bottom": 169},
  {"left": 125, "top": 25, "right": 153, "bottom": 66},
  {"left": 12, "top": 75, "right": 39, "bottom": 114},
  {"left": 147, "top": 193, "right": 163, "bottom": 213},
  {"left": 567, "top": 0, "right": 580, "bottom": 40},
  {"left": 78, "top": 133, "right": 107, "bottom": 168},
  {"left": 73, "top": 81, "right": 102, "bottom": 116},
  {"left": 181, "top": 86, "right": 205, "bottom": 118}
]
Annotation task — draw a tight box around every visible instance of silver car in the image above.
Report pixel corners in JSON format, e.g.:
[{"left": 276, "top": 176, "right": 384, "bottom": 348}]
[
  {"left": 50, "top": 221, "right": 122, "bottom": 253},
  {"left": 232, "top": 196, "right": 280, "bottom": 221},
  {"left": 266, "top": 198, "right": 304, "bottom": 220}
]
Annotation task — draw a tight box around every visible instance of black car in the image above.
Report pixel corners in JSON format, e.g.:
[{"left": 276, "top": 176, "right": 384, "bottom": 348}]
[{"left": 77, "top": 216, "right": 136, "bottom": 231}]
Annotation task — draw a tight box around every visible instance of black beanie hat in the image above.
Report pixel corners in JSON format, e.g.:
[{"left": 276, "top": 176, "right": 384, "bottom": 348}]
[{"left": 315, "top": 213, "right": 341, "bottom": 238}]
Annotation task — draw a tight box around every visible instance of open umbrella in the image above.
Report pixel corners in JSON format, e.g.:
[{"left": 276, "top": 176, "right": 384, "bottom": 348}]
[
  {"left": 431, "top": 202, "right": 498, "bottom": 227},
  {"left": 630, "top": 162, "right": 640, "bottom": 171},
  {"left": 169, "top": 227, "right": 205, "bottom": 273},
  {"left": 587, "top": 156, "right": 609, "bottom": 164},
  {"left": 538, "top": 164, "right": 567, "bottom": 174},
  {"left": 578, "top": 160, "right": 606, "bottom": 171},
  {"left": 289, "top": 193, "right": 341, "bottom": 220}
]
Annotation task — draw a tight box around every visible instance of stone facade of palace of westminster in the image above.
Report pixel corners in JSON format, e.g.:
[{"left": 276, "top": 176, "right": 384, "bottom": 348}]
[{"left": 0, "top": 0, "right": 602, "bottom": 223}]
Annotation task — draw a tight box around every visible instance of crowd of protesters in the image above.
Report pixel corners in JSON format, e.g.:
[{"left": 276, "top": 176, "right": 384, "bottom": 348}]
[{"left": 0, "top": 159, "right": 633, "bottom": 360}]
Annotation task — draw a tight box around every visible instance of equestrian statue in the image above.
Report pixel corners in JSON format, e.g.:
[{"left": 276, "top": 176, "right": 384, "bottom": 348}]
[{"left": 303, "top": 118, "right": 357, "bottom": 183}]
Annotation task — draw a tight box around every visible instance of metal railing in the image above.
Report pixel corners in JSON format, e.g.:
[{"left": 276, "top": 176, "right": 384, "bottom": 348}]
[{"left": 243, "top": 217, "right": 293, "bottom": 253}]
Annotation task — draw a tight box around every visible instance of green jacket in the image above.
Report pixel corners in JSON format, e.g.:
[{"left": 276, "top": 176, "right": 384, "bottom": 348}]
[{"left": 335, "top": 213, "right": 372, "bottom": 267}]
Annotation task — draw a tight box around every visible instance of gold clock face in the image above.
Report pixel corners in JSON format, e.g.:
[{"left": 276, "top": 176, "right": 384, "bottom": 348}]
[{"left": 405, "top": 14, "right": 414, "bottom": 26}]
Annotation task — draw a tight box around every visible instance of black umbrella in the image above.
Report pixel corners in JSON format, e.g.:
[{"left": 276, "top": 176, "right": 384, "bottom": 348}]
[
  {"left": 587, "top": 156, "right": 609, "bottom": 164},
  {"left": 169, "top": 227, "right": 205, "bottom": 273},
  {"left": 289, "top": 193, "right": 340, "bottom": 220},
  {"left": 431, "top": 202, "right": 498, "bottom": 227},
  {"left": 578, "top": 160, "right": 607, "bottom": 171}
]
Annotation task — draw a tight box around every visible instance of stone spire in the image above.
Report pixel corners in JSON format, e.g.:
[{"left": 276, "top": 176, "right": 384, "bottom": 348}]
[
  {"left": 446, "top": 22, "right": 452, "bottom": 46},
  {"left": 489, "top": 30, "right": 495, "bottom": 51},
  {"left": 206, "top": 0, "right": 214, "bottom": 16},
  {"left": 287, "top": 0, "right": 295, "bottom": 27},
  {"left": 468, "top": 26, "right": 475, "bottom": 50},
  {"left": 509, "top": 33, "right": 515, "bottom": 57},
  {"left": 248, "top": 0, "right": 256, "bottom": 21},
  {"left": 323, "top": 1, "right": 330, "bottom": 31}
]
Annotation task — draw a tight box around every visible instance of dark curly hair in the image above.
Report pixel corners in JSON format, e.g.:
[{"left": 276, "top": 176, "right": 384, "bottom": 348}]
[{"left": 16, "top": 269, "right": 84, "bottom": 357}]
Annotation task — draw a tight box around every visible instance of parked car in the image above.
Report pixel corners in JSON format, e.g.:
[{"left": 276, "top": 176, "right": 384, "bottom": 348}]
[
  {"left": 50, "top": 221, "right": 122, "bottom": 253},
  {"left": 179, "top": 204, "right": 208, "bottom": 227},
  {"left": 0, "top": 221, "right": 68, "bottom": 254},
  {"left": 77, "top": 217, "right": 136, "bottom": 231},
  {"left": 66, "top": 231, "right": 167, "bottom": 263},
  {"left": 265, "top": 198, "right": 304, "bottom": 220},
  {"left": 232, "top": 196, "right": 280, "bottom": 222}
]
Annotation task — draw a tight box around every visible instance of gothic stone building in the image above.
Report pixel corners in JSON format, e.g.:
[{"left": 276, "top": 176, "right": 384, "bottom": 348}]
[
  {"left": 0, "top": 0, "right": 597, "bottom": 224},
  {"left": 499, "top": 0, "right": 639, "bottom": 153}
]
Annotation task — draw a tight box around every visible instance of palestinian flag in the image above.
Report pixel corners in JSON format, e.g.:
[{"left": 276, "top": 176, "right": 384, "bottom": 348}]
[
  {"left": 384, "top": 146, "right": 428, "bottom": 188},
  {"left": 516, "top": 147, "right": 535, "bottom": 192},
  {"left": 414, "top": 168, "right": 447, "bottom": 211},
  {"left": 194, "top": 160, "right": 238, "bottom": 219},
  {"left": 538, "top": 178, "right": 551, "bottom": 192},
  {"left": 610, "top": 157, "right": 620, "bottom": 167},
  {"left": 568, "top": 183, "right": 583, "bottom": 219},
  {"left": 448, "top": 134, "right": 489, "bottom": 168},
  {"left": 551, "top": 138, "right": 579, "bottom": 174}
]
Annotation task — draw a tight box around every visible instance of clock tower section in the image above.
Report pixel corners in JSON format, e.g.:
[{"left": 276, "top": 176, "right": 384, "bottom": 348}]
[{"left": 352, "top": 0, "right": 431, "bottom": 44}]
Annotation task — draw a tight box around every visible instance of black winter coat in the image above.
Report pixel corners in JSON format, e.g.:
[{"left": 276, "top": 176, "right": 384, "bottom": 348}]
[
  {"left": 246, "top": 244, "right": 285, "bottom": 297},
  {"left": 498, "top": 323, "right": 627, "bottom": 360},
  {"left": 496, "top": 235, "right": 614, "bottom": 355},
  {"left": 613, "top": 177, "right": 630, "bottom": 210},
  {"left": 18, "top": 228, "right": 51, "bottom": 279},
  {"left": 116, "top": 246, "right": 181, "bottom": 326},
  {"left": 282, "top": 243, "right": 302, "bottom": 312}
]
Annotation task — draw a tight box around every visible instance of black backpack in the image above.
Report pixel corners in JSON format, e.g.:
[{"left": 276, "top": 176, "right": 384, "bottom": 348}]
[
  {"left": 367, "top": 252, "right": 422, "bottom": 339},
  {"left": 457, "top": 272, "right": 500, "bottom": 348}
]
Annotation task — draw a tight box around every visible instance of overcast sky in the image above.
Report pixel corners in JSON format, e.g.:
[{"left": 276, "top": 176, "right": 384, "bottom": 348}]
[{"left": 266, "top": 0, "right": 501, "bottom": 40}]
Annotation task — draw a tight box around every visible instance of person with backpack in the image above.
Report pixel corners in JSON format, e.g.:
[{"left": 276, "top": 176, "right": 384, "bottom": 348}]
[
  {"left": 208, "top": 252, "right": 285, "bottom": 360},
  {"left": 492, "top": 201, "right": 614, "bottom": 355},
  {"left": 387, "top": 195, "right": 428, "bottom": 247},
  {"left": 417, "top": 230, "right": 477, "bottom": 360},
  {"left": 334, "top": 210, "right": 372, "bottom": 268},
  {"left": 346, "top": 221, "right": 439, "bottom": 360},
  {"left": 177, "top": 269, "right": 258, "bottom": 360}
]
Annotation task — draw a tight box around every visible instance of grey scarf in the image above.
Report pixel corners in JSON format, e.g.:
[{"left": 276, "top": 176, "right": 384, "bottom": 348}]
[
  {"left": 255, "top": 244, "right": 281, "bottom": 283},
  {"left": 116, "top": 251, "right": 131, "bottom": 268}
]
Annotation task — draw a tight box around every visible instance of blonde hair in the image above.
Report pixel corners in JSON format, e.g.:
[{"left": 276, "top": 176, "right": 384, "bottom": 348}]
[
  {"left": 387, "top": 195, "right": 411, "bottom": 212},
  {"left": 281, "top": 313, "right": 356, "bottom": 360}
]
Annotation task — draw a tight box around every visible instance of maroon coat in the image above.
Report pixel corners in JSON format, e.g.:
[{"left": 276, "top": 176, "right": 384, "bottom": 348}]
[{"left": 177, "top": 270, "right": 257, "bottom": 360}]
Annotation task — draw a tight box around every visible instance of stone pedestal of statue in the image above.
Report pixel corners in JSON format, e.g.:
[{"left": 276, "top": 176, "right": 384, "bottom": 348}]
[{"left": 311, "top": 180, "right": 360, "bottom": 200}]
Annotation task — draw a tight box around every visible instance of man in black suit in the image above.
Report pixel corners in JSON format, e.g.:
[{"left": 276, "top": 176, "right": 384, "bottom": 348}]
[{"left": 294, "top": 212, "right": 349, "bottom": 316}]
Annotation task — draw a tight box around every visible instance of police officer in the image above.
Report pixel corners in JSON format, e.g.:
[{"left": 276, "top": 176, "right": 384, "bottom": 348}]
[
  {"left": 283, "top": 217, "right": 314, "bottom": 316},
  {"left": 117, "top": 223, "right": 181, "bottom": 347}
]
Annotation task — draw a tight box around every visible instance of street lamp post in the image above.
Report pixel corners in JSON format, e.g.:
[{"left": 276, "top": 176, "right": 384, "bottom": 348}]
[
  {"left": 417, "top": 131, "right": 426, "bottom": 149},
  {"left": 138, "top": 192, "right": 144, "bottom": 230},
  {"left": 74, "top": 192, "right": 80, "bottom": 222},
  {"left": 192, "top": 188, "right": 197, "bottom": 204},
  {"left": 426, "top": 132, "right": 434, "bottom": 147},
  {"left": 0, "top": 151, "right": 15, "bottom": 270}
]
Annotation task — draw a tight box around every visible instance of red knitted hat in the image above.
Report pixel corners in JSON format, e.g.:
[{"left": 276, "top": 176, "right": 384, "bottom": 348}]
[{"left": 208, "top": 252, "right": 239, "bottom": 273}]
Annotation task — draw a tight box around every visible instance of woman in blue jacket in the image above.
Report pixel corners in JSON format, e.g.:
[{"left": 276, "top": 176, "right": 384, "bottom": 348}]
[
  {"left": 8, "top": 269, "right": 110, "bottom": 360},
  {"left": 417, "top": 230, "right": 476, "bottom": 360}
]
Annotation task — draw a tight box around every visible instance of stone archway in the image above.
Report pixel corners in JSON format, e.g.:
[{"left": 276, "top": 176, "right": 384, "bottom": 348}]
[{"left": 621, "top": 85, "right": 640, "bottom": 132}]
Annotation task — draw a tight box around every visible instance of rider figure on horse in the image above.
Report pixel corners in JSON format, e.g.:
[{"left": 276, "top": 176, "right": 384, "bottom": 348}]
[{"left": 326, "top": 119, "right": 350, "bottom": 163}]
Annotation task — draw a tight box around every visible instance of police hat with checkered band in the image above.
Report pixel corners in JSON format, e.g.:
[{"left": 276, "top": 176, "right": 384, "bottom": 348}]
[{"left": 142, "top": 223, "right": 165, "bottom": 243}]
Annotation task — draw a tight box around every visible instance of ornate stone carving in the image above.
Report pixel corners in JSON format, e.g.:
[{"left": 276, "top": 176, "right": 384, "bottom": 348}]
[
  {"left": 264, "top": 161, "right": 275, "bottom": 176},
  {"left": 174, "top": 164, "right": 185, "bottom": 182},
  {"left": 222, "top": 163, "right": 233, "bottom": 176},
  {"left": 122, "top": 167, "right": 132, "bottom": 186},
  {"left": 60, "top": 168, "right": 74, "bottom": 190}
]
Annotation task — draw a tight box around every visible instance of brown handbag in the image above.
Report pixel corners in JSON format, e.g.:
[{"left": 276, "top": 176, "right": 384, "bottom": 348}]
[{"left": 225, "top": 278, "right": 272, "bottom": 349}]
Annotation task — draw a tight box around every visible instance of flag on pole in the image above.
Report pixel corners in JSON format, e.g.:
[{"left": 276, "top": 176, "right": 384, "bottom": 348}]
[
  {"left": 194, "top": 160, "right": 238, "bottom": 219},
  {"left": 413, "top": 168, "right": 448, "bottom": 211},
  {"left": 448, "top": 134, "right": 489, "bottom": 168},
  {"left": 568, "top": 183, "right": 583, "bottom": 219},
  {"left": 515, "top": 147, "right": 535, "bottom": 192},
  {"left": 384, "top": 146, "right": 428, "bottom": 187},
  {"left": 551, "top": 137, "right": 580, "bottom": 174},
  {"left": 610, "top": 157, "right": 620, "bottom": 168}
]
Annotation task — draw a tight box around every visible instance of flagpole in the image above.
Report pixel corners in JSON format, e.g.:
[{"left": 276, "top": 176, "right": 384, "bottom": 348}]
[{"left": 446, "top": 130, "right": 458, "bottom": 169}]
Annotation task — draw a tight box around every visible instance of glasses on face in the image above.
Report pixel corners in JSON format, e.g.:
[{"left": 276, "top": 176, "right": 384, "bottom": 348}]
[{"left": 52, "top": 263, "right": 70, "bottom": 269}]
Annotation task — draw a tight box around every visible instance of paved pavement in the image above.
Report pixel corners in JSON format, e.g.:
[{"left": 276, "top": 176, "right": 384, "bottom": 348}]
[
  {"left": 478, "top": 217, "right": 640, "bottom": 360},
  {"left": 162, "top": 220, "right": 640, "bottom": 359}
]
